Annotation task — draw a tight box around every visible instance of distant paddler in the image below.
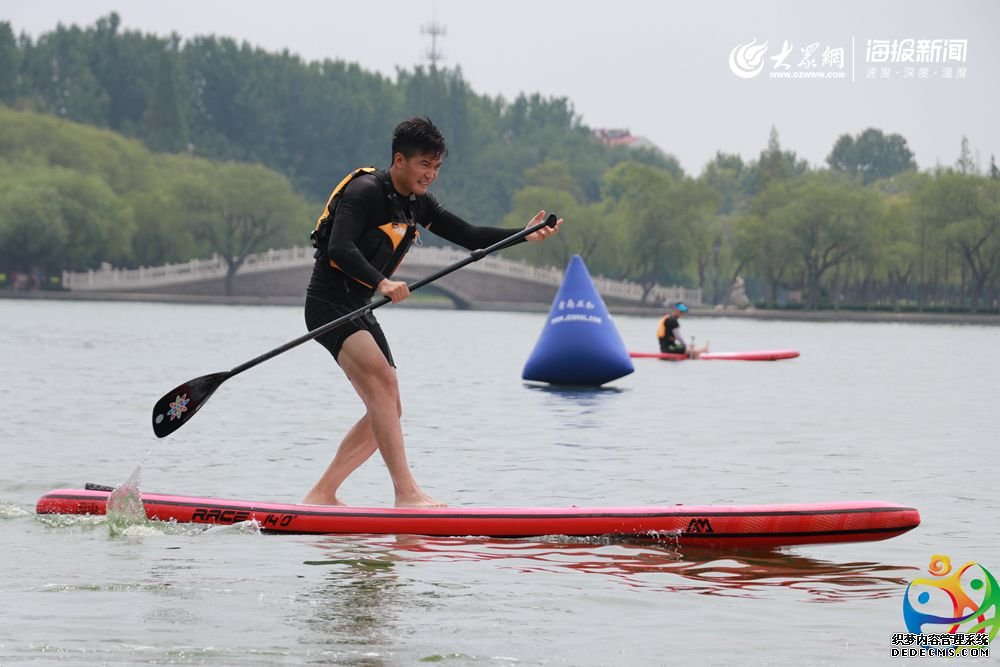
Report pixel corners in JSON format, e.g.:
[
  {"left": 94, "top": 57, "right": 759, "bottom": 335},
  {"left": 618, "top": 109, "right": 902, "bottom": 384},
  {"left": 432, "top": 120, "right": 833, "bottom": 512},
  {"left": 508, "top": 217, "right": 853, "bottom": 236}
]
[{"left": 656, "top": 302, "right": 709, "bottom": 359}]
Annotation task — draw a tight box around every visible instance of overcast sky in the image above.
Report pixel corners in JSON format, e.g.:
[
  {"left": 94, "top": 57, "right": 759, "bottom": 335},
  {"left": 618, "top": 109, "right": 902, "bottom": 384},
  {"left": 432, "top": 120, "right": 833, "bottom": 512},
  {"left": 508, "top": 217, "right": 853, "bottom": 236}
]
[{"left": 3, "top": 0, "right": 997, "bottom": 175}]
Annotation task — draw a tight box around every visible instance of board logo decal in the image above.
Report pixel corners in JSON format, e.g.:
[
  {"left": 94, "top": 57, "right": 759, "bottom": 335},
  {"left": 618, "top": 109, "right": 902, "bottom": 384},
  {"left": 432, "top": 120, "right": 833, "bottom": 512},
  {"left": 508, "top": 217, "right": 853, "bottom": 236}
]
[
  {"left": 686, "top": 518, "right": 714, "bottom": 533},
  {"left": 191, "top": 508, "right": 252, "bottom": 523}
]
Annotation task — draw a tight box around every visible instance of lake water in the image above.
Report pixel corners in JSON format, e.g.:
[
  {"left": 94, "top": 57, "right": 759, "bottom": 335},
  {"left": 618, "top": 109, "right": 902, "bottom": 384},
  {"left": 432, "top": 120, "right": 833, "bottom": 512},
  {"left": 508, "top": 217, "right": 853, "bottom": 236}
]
[{"left": 1, "top": 298, "right": 997, "bottom": 666}]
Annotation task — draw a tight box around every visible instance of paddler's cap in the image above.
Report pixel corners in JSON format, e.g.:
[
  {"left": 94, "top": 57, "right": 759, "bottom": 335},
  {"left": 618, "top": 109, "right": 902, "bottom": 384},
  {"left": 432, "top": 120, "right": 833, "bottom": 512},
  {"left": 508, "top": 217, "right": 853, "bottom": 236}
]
[{"left": 673, "top": 302, "right": 689, "bottom": 313}]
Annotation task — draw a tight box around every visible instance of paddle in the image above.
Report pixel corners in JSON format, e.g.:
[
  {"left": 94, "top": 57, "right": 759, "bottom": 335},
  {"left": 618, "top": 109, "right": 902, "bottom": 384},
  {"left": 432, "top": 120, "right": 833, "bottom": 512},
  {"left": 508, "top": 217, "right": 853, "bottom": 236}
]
[{"left": 151, "top": 213, "right": 559, "bottom": 438}]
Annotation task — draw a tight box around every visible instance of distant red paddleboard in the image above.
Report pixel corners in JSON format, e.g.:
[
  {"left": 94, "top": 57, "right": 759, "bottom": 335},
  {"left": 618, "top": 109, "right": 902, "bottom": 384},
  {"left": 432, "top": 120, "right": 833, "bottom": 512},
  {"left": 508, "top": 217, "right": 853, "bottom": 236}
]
[{"left": 629, "top": 349, "right": 800, "bottom": 361}]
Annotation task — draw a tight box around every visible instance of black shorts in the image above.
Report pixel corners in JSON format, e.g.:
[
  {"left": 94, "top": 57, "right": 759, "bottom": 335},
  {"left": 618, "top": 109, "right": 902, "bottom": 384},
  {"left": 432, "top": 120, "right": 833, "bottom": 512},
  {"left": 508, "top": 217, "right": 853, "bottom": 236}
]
[{"left": 304, "top": 294, "right": 395, "bottom": 367}]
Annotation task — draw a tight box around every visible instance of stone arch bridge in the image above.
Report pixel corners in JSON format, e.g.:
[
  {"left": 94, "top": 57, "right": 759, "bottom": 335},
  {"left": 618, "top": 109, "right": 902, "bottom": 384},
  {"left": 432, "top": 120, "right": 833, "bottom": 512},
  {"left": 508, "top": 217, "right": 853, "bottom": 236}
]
[{"left": 62, "top": 246, "right": 701, "bottom": 309}]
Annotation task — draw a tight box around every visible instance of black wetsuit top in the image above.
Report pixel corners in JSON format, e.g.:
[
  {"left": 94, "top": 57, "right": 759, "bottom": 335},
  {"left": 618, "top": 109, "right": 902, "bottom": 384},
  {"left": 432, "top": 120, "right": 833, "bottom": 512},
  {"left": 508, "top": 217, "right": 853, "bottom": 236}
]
[
  {"left": 307, "top": 169, "right": 521, "bottom": 301},
  {"left": 657, "top": 314, "right": 684, "bottom": 353}
]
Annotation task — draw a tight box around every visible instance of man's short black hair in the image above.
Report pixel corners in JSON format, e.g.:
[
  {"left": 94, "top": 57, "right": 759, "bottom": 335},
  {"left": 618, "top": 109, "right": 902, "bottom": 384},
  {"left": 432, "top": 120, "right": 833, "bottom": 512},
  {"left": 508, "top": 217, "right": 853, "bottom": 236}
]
[{"left": 391, "top": 117, "right": 448, "bottom": 161}]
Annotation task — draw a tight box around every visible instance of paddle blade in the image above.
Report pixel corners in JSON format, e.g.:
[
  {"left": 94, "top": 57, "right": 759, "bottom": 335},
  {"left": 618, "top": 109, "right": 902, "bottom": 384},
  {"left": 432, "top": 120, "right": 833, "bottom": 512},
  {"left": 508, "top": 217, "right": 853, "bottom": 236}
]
[{"left": 151, "top": 372, "right": 230, "bottom": 438}]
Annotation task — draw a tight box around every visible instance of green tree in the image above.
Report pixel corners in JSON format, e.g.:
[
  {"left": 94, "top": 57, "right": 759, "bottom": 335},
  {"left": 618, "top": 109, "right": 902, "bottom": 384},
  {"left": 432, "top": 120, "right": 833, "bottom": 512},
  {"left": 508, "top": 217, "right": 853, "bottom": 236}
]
[
  {"left": 777, "top": 173, "right": 881, "bottom": 308},
  {"left": 743, "top": 126, "right": 809, "bottom": 196},
  {"left": 522, "top": 160, "right": 586, "bottom": 202},
  {"left": 879, "top": 195, "right": 919, "bottom": 309},
  {"left": 125, "top": 167, "right": 197, "bottom": 267},
  {"left": 0, "top": 171, "right": 68, "bottom": 273},
  {"left": 19, "top": 23, "right": 110, "bottom": 124},
  {"left": 827, "top": 128, "right": 917, "bottom": 185},
  {"left": 602, "top": 162, "right": 712, "bottom": 301},
  {"left": 0, "top": 166, "right": 133, "bottom": 272},
  {"left": 700, "top": 152, "right": 747, "bottom": 215},
  {"left": 56, "top": 170, "right": 134, "bottom": 269},
  {"left": 733, "top": 208, "right": 796, "bottom": 305},
  {"left": 676, "top": 182, "right": 721, "bottom": 300},
  {"left": 0, "top": 22, "right": 19, "bottom": 103},
  {"left": 0, "top": 105, "right": 158, "bottom": 195},
  {"left": 917, "top": 171, "right": 1000, "bottom": 311},
  {"left": 501, "top": 187, "right": 582, "bottom": 269},
  {"left": 141, "top": 50, "right": 188, "bottom": 152},
  {"left": 173, "top": 160, "right": 308, "bottom": 295},
  {"left": 88, "top": 13, "right": 165, "bottom": 134}
]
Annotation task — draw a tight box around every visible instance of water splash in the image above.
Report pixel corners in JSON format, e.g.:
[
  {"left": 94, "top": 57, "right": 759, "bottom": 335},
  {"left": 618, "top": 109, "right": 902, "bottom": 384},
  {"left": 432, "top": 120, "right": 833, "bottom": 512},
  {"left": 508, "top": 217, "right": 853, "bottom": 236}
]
[
  {"left": 201, "top": 520, "right": 262, "bottom": 536},
  {"left": 106, "top": 465, "right": 147, "bottom": 537},
  {"left": 0, "top": 500, "right": 31, "bottom": 519}
]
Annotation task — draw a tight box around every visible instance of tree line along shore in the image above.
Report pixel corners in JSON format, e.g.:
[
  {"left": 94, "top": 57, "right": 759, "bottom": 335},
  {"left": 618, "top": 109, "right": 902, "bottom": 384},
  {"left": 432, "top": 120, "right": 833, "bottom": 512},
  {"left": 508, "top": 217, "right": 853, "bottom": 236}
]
[{"left": 1, "top": 15, "right": 998, "bottom": 314}]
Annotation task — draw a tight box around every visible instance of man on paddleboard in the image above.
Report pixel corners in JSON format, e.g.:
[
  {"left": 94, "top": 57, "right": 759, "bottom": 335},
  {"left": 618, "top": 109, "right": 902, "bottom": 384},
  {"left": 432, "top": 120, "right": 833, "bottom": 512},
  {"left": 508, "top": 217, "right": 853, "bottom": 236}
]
[
  {"left": 303, "top": 117, "right": 562, "bottom": 507},
  {"left": 657, "top": 302, "right": 708, "bottom": 359}
]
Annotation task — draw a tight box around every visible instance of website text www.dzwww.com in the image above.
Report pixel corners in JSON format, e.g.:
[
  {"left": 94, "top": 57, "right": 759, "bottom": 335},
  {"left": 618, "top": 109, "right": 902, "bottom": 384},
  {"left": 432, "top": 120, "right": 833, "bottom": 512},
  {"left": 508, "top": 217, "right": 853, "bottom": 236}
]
[{"left": 769, "top": 71, "right": 847, "bottom": 79}]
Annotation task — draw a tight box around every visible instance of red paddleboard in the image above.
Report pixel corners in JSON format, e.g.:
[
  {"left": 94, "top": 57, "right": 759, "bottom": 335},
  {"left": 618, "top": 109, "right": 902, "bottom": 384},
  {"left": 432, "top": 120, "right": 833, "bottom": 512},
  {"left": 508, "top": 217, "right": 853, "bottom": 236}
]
[
  {"left": 36, "top": 486, "right": 918, "bottom": 550},
  {"left": 630, "top": 349, "right": 800, "bottom": 361}
]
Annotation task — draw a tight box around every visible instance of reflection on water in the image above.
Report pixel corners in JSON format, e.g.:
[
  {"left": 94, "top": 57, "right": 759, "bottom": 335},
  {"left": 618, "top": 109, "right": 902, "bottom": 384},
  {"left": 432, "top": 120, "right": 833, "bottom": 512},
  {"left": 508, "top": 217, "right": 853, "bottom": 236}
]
[
  {"left": 522, "top": 383, "right": 628, "bottom": 397},
  {"left": 299, "top": 537, "right": 404, "bottom": 665},
  {"left": 305, "top": 534, "right": 916, "bottom": 603},
  {"left": 658, "top": 548, "right": 916, "bottom": 601},
  {"left": 521, "top": 382, "right": 629, "bottom": 431}
]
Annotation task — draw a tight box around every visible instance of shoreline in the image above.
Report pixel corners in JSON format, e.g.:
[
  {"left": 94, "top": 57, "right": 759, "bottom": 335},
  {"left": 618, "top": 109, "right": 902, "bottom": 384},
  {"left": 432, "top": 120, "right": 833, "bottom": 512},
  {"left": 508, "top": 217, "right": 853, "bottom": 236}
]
[{"left": 2, "top": 289, "right": 999, "bottom": 325}]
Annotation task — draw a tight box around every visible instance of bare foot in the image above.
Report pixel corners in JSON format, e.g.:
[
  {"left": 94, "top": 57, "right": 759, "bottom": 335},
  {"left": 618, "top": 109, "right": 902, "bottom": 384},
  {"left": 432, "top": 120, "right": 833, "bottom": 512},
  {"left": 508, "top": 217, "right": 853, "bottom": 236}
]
[
  {"left": 300, "top": 491, "right": 349, "bottom": 507},
  {"left": 395, "top": 491, "right": 447, "bottom": 508}
]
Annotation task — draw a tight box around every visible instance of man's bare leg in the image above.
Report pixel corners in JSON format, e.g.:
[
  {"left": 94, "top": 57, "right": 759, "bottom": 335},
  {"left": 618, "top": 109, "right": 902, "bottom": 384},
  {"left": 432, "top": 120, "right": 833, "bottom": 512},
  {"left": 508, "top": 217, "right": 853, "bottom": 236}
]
[
  {"left": 305, "top": 331, "right": 444, "bottom": 508},
  {"left": 301, "top": 414, "right": 378, "bottom": 505}
]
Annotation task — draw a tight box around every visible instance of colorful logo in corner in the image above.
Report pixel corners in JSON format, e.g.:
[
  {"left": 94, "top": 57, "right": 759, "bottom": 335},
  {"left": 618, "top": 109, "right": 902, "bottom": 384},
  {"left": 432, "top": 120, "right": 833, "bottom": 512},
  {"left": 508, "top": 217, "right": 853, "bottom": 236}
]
[
  {"left": 167, "top": 394, "right": 190, "bottom": 421},
  {"left": 903, "top": 554, "right": 998, "bottom": 641}
]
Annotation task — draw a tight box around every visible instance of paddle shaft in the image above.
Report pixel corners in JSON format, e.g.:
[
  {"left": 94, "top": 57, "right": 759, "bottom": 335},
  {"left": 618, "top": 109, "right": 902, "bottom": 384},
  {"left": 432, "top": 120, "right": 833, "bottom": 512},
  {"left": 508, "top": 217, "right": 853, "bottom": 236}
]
[{"left": 227, "top": 214, "right": 557, "bottom": 378}]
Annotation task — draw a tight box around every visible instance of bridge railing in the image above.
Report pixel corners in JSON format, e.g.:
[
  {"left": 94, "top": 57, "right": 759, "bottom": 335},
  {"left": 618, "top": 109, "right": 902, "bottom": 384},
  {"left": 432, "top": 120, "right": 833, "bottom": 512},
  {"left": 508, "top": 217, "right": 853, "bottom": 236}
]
[
  {"left": 402, "top": 247, "right": 700, "bottom": 305},
  {"left": 62, "top": 246, "right": 316, "bottom": 290},
  {"left": 62, "top": 245, "right": 701, "bottom": 305}
]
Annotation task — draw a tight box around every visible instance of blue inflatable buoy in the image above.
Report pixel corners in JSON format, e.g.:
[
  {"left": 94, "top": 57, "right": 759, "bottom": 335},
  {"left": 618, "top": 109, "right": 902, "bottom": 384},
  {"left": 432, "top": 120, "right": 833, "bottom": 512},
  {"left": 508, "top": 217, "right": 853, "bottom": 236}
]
[{"left": 522, "top": 255, "right": 634, "bottom": 386}]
